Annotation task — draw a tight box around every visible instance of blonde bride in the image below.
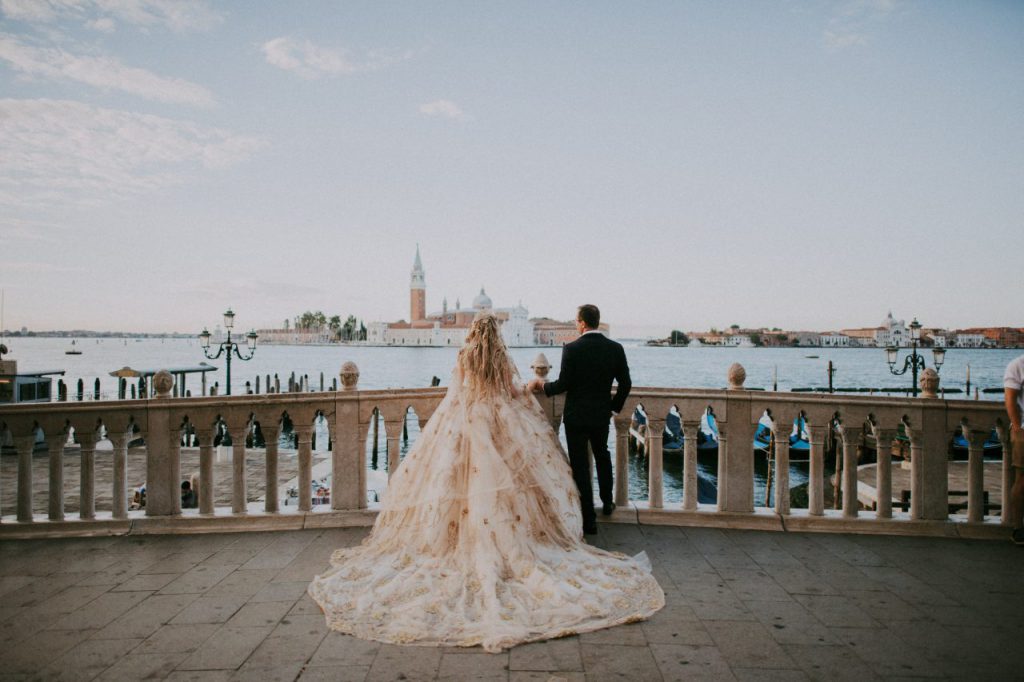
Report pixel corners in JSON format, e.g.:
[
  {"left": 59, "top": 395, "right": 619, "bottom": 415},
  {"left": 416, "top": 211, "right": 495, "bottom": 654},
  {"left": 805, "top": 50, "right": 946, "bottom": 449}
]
[{"left": 308, "top": 313, "right": 664, "bottom": 653}]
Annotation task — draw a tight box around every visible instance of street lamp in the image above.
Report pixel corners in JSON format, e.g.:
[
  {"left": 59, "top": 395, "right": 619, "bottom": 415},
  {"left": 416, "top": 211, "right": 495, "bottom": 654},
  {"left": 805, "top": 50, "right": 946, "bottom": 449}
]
[
  {"left": 199, "top": 308, "right": 258, "bottom": 396},
  {"left": 885, "top": 318, "right": 945, "bottom": 397}
]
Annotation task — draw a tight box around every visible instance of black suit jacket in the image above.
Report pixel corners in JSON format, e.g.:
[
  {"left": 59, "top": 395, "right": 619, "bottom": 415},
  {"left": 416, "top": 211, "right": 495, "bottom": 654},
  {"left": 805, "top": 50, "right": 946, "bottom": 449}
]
[{"left": 543, "top": 332, "right": 631, "bottom": 428}]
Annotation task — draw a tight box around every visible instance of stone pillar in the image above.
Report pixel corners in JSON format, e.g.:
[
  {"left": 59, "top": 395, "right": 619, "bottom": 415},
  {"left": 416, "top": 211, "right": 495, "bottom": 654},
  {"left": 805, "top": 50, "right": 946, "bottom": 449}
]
[
  {"left": 965, "top": 428, "right": 988, "bottom": 523},
  {"left": 263, "top": 424, "right": 280, "bottom": 513},
  {"left": 16, "top": 435, "right": 34, "bottom": 522},
  {"left": 230, "top": 421, "right": 248, "bottom": 514},
  {"left": 716, "top": 426, "right": 729, "bottom": 513},
  {"left": 906, "top": 405, "right": 949, "bottom": 521},
  {"left": 873, "top": 428, "right": 895, "bottom": 519},
  {"left": 906, "top": 425, "right": 924, "bottom": 520},
  {"left": 996, "top": 425, "right": 1013, "bottom": 526},
  {"left": 647, "top": 420, "right": 665, "bottom": 509},
  {"left": 807, "top": 425, "right": 826, "bottom": 516},
  {"left": 720, "top": 418, "right": 755, "bottom": 513},
  {"left": 47, "top": 431, "right": 66, "bottom": 521},
  {"left": 195, "top": 428, "right": 215, "bottom": 515},
  {"left": 681, "top": 421, "right": 700, "bottom": 511},
  {"left": 839, "top": 426, "right": 861, "bottom": 518},
  {"left": 109, "top": 432, "right": 129, "bottom": 519},
  {"left": 386, "top": 426, "right": 401, "bottom": 480},
  {"left": 296, "top": 425, "right": 313, "bottom": 512},
  {"left": 78, "top": 429, "right": 97, "bottom": 520},
  {"left": 145, "top": 370, "right": 175, "bottom": 516},
  {"left": 333, "top": 391, "right": 364, "bottom": 510},
  {"left": 771, "top": 416, "right": 793, "bottom": 516},
  {"left": 613, "top": 418, "right": 630, "bottom": 507}
]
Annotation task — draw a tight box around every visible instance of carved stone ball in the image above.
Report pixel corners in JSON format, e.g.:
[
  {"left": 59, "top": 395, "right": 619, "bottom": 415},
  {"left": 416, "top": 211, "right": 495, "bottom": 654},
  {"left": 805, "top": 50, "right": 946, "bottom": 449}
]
[
  {"left": 152, "top": 370, "right": 174, "bottom": 398},
  {"left": 919, "top": 367, "right": 939, "bottom": 399},
  {"left": 531, "top": 353, "right": 552, "bottom": 379},
  {"left": 727, "top": 362, "right": 746, "bottom": 390},
  {"left": 339, "top": 361, "right": 360, "bottom": 390}
]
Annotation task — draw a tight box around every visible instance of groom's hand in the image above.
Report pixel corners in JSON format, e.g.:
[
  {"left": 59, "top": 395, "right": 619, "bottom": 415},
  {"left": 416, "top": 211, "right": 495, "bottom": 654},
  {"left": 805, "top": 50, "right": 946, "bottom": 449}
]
[{"left": 527, "top": 379, "right": 545, "bottom": 393}]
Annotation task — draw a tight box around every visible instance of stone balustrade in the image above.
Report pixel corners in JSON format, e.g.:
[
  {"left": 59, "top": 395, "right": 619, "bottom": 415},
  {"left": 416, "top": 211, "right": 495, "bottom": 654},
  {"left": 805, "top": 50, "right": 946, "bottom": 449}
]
[{"left": 0, "top": 364, "right": 1011, "bottom": 541}]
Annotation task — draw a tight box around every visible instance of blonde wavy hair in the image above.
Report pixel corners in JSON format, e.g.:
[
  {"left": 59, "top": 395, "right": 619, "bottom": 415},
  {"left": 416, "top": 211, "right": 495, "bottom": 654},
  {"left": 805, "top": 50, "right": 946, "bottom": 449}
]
[{"left": 458, "top": 313, "right": 518, "bottom": 397}]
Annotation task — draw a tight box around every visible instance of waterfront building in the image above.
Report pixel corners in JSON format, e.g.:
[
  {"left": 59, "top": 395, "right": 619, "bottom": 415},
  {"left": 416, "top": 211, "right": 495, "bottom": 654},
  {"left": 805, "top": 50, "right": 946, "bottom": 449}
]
[
  {"left": 818, "top": 332, "right": 850, "bottom": 347},
  {"left": 366, "top": 248, "right": 589, "bottom": 347},
  {"left": 873, "top": 311, "right": 909, "bottom": 347}
]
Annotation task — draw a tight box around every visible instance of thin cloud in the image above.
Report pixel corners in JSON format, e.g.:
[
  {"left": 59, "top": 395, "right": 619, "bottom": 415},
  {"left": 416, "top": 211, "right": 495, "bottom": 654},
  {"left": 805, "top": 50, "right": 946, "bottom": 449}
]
[
  {"left": 261, "top": 36, "right": 410, "bottom": 79},
  {"left": 0, "top": 0, "right": 222, "bottom": 32},
  {"left": 0, "top": 34, "right": 216, "bottom": 107},
  {"left": 0, "top": 98, "right": 265, "bottom": 209},
  {"left": 419, "top": 99, "right": 468, "bottom": 121},
  {"left": 823, "top": 0, "right": 899, "bottom": 51}
]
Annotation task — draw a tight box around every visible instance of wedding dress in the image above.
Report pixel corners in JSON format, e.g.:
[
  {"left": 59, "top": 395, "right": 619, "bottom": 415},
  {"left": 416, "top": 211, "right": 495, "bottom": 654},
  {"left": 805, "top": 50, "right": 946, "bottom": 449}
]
[{"left": 309, "top": 321, "right": 664, "bottom": 653}]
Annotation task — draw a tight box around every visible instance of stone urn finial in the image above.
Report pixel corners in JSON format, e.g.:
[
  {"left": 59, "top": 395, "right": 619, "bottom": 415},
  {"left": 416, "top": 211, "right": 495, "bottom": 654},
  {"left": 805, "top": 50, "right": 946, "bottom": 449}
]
[
  {"left": 919, "top": 367, "right": 939, "bottom": 399},
  {"left": 339, "top": 361, "right": 360, "bottom": 391},
  {"left": 531, "top": 353, "right": 552, "bottom": 379},
  {"left": 153, "top": 370, "right": 174, "bottom": 399},
  {"left": 727, "top": 363, "right": 746, "bottom": 390}
]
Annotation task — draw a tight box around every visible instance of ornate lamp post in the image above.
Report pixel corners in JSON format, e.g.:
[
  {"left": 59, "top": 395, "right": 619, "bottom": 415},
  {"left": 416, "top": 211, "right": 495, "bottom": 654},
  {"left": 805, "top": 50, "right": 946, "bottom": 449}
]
[
  {"left": 885, "top": 318, "right": 946, "bottom": 397},
  {"left": 198, "top": 308, "right": 258, "bottom": 396}
]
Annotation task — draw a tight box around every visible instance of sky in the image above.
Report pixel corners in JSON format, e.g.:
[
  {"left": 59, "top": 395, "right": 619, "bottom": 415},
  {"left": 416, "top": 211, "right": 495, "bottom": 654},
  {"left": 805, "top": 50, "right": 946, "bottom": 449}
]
[{"left": 1, "top": 1, "right": 1022, "bottom": 339}]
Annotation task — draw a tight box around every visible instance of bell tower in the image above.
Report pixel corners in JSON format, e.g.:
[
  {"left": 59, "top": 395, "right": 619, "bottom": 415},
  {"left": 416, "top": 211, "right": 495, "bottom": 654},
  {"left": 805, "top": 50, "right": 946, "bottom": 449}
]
[{"left": 410, "top": 244, "right": 426, "bottom": 321}]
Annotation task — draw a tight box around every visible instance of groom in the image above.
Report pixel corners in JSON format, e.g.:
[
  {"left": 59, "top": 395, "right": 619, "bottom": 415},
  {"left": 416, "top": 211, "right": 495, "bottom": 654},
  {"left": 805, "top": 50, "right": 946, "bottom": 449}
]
[{"left": 529, "top": 304, "right": 631, "bottom": 534}]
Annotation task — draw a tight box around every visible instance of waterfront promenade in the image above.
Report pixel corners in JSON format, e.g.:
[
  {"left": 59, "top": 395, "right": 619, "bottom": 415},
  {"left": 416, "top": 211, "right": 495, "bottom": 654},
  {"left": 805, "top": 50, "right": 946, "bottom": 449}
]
[{"left": 2, "top": 523, "right": 1022, "bottom": 681}]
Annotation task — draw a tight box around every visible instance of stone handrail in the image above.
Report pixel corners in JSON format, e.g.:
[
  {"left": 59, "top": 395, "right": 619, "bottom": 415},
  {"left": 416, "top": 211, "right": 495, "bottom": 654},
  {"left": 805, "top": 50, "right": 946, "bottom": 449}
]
[{"left": 0, "top": 364, "right": 1010, "bottom": 540}]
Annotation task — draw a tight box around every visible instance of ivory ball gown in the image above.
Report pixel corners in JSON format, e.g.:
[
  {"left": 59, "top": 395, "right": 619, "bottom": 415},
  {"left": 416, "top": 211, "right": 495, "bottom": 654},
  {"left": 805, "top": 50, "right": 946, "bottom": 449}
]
[{"left": 309, "top": 360, "right": 664, "bottom": 653}]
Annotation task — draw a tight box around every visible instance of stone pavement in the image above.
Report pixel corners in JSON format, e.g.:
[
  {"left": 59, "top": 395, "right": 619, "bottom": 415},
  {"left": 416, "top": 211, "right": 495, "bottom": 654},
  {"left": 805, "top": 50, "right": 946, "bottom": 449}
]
[{"left": 1, "top": 524, "right": 1022, "bottom": 681}]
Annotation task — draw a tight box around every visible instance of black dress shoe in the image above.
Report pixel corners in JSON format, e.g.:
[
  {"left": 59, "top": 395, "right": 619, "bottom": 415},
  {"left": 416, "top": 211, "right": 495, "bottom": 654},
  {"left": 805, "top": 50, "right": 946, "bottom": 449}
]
[
  {"left": 602, "top": 502, "right": 616, "bottom": 516},
  {"left": 583, "top": 522, "right": 598, "bottom": 535}
]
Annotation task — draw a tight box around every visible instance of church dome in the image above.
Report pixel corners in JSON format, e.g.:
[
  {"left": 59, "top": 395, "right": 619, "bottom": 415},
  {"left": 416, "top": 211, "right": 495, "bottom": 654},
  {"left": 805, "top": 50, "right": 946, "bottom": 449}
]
[{"left": 472, "top": 287, "right": 493, "bottom": 310}]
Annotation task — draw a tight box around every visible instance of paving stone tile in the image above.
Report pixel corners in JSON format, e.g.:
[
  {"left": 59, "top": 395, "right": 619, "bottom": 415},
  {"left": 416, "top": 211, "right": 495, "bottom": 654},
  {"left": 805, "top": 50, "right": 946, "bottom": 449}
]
[
  {"left": 508, "top": 673, "right": 584, "bottom": 682},
  {"left": 437, "top": 651, "right": 509, "bottom": 680},
  {"left": 758, "top": 566, "right": 838, "bottom": 597},
  {"left": 248, "top": 580, "right": 312, "bottom": 604},
  {"left": 41, "top": 636, "right": 143, "bottom": 681},
  {"left": 831, "top": 627, "right": 944, "bottom": 678},
  {"left": 366, "top": 644, "right": 441, "bottom": 681},
  {"left": 781, "top": 644, "right": 880, "bottom": 682},
  {"left": 92, "top": 593, "right": 198, "bottom": 640},
  {"left": 717, "top": 568, "right": 792, "bottom": 601},
  {"left": 744, "top": 600, "right": 838, "bottom": 646},
  {"left": 45, "top": 589, "right": 151, "bottom": 631},
  {"left": 207, "top": 568, "right": 280, "bottom": 598},
  {"left": 32, "top": 583, "right": 112, "bottom": 615},
  {"left": 112, "top": 571, "right": 180, "bottom": 592},
  {"left": 231, "top": 662, "right": 305, "bottom": 681},
  {"left": 577, "top": 622, "right": 647, "bottom": 646},
  {"left": 791, "top": 594, "right": 878, "bottom": 629},
  {"left": 140, "top": 552, "right": 215, "bottom": 575},
  {"left": 95, "top": 652, "right": 188, "bottom": 681},
  {"left": 580, "top": 643, "right": 661, "bottom": 680},
  {"left": 289, "top": 594, "right": 323, "bottom": 616},
  {"left": 732, "top": 668, "right": 809, "bottom": 681},
  {"left": 135, "top": 623, "right": 220, "bottom": 654},
  {"left": 686, "top": 591, "right": 756, "bottom": 622},
  {"left": 299, "top": 665, "right": 370, "bottom": 681},
  {"left": 648, "top": 643, "right": 736, "bottom": 681},
  {"left": 244, "top": 617, "right": 327, "bottom": 667},
  {"left": 2, "top": 572, "right": 85, "bottom": 608},
  {"left": 704, "top": 620, "right": 795, "bottom": 669},
  {"left": 0, "top": 628, "right": 96, "bottom": 675},
  {"left": 841, "top": 589, "right": 929, "bottom": 623},
  {"left": 0, "top": 576, "right": 36, "bottom": 598},
  {"left": 310, "top": 632, "right": 381, "bottom": 667},
  {"left": 159, "top": 565, "right": 237, "bottom": 595},
  {"left": 170, "top": 594, "right": 249, "bottom": 625},
  {"left": 640, "top": 606, "right": 712, "bottom": 646},
  {"left": 227, "top": 600, "right": 293, "bottom": 627},
  {"left": 508, "top": 638, "right": 582, "bottom": 671},
  {"left": 165, "top": 671, "right": 233, "bottom": 681},
  {"left": 177, "top": 625, "right": 275, "bottom": 670}
]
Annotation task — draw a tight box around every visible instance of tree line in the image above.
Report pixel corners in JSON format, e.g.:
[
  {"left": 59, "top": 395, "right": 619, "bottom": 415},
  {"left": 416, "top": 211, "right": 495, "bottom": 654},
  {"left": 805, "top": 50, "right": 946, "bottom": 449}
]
[{"left": 285, "top": 311, "right": 367, "bottom": 342}]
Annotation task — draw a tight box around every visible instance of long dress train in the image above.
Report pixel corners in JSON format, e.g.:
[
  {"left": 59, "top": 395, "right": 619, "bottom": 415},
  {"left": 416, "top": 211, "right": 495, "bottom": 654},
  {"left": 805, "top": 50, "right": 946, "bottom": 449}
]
[{"left": 308, "top": 363, "right": 664, "bottom": 653}]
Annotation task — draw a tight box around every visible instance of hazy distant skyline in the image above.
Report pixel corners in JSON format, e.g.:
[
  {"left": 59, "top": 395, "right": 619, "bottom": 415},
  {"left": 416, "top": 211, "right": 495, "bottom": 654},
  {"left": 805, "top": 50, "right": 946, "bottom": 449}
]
[{"left": 2, "top": 1, "right": 1022, "bottom": 339}]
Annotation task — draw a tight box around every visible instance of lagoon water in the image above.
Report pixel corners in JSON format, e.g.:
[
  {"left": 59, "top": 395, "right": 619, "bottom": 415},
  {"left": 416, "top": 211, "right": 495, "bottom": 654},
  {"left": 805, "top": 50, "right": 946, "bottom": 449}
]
[{"left": 5, "top": 338, "right": 1017, "bottom": 506}]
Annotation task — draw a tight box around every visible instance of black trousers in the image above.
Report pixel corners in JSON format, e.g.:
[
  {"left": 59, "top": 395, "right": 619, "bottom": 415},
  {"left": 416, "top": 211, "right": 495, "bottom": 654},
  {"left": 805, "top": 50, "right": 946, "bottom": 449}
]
[{"left": 565, "top": 421, "right": 614, "bottom": 525}]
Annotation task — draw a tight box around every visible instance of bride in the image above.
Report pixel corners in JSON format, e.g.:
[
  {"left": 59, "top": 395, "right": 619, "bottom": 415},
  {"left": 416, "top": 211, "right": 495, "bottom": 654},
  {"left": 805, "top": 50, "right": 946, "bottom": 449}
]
[{"left": 308, "top": 313, "right": 664, "bottom": 653}]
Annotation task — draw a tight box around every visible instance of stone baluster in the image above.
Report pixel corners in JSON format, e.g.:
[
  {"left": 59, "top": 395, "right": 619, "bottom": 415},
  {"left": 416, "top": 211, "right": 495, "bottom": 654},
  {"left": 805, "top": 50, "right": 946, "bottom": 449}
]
[
  {"left": 716, "top": 425, "right": 729, "bottom": 513},
  {"left": 771, "top": 416, "right": 793, "bottom": 516},
  {"left": 108, "top": 431, "right": 129, "bottom": 519},
  {"left": 807, "top": 425, "right": 826, "bottom": 516},
  {"left": 965, "top": 427, "right": 988, "bottom": 523},
  {"left": 873, "top": 427, "right": 895, "bottom": 519},
  {"left": 839, "top": 425, "right": 861, "bottom": 518},
  {"left": 296, "top": 425, "right": 313, "bottom": 512},
  {"left": 904, "top": 425, "right": 924, "bottom": 520},
  {"left": 195, "top": 428, "right": 215, "bottom": 515},
  {"left": 230, "top": 420, "right": 249, "bottom": 514},
  {"left": 613, "top": 417, "right": 630, "bottom": 507},
  {"left": 996, "top": 424, "right": 1012, "bottom": 526},
  {"left": 47, "top": 428, "right": 67, "bottom": 521},
  {"left": 647, "top": 418, "right": 665, "bottom": 509},
  {"left": 78, "top": 428, "right": 97, "bottom": 520},
  {"left": 16, "top": 435, "right": 34, "bottom": 521},
  {"left": 681, "top": 421, "right": 700, "bottom": 511},
  {"left": 263, "top": 423, "right": 281, "bottom": 513}
]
